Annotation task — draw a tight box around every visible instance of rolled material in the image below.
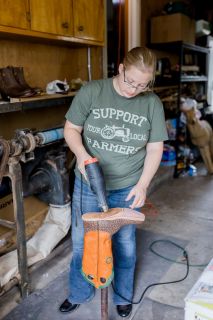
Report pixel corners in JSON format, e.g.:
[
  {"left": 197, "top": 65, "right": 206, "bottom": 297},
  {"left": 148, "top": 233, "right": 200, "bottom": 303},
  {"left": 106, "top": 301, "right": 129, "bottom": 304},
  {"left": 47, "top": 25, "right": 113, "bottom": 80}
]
[{"left": 37, "top": 128, "right": 64, "bottom": 145}]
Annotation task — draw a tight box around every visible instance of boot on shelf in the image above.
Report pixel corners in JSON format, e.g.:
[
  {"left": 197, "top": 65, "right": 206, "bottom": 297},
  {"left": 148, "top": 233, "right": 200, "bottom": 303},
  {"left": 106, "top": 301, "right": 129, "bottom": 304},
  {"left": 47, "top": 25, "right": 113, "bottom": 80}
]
[
  {"left": 10, "top": 66, "right": 42, "bottom": 95},
  {"left": 0, "top": 67, "right": 36, "bottom": 100}
]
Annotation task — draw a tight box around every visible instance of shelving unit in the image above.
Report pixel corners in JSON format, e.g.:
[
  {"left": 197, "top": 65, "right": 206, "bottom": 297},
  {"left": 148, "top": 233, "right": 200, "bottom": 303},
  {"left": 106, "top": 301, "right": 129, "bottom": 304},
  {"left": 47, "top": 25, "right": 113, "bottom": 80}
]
[
  {"left": 152, "top": 41, "right": 210, "bottom": 176},
  {"left": 179, "top": 42, "right": 209, "bottom": 102},
  {"left": 0, "top": 92, "right": 76, "bottom": 114}
]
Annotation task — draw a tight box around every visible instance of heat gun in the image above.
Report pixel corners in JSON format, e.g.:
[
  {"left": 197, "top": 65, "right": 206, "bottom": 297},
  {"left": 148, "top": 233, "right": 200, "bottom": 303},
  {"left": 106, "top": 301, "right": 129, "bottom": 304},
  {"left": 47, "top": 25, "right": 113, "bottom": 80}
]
[{"left": 84, "top": 158, "right": 109, "bottom": 212}]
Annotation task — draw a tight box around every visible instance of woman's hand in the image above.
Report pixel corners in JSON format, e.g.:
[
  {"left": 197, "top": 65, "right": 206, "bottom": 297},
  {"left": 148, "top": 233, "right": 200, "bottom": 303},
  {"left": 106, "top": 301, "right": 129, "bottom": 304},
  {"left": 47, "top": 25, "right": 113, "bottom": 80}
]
[
  {"left": 125, "top": 183, "right": 147, "bottom": 209},
  {"left": 125, "top": 141, "right": 163, "bottom": 209},
  {"left": 64, "top": 120, "right": 92, "bottom": 180},
  {"left": 77, "top": 151, "right": 92, "bottom": 180}
]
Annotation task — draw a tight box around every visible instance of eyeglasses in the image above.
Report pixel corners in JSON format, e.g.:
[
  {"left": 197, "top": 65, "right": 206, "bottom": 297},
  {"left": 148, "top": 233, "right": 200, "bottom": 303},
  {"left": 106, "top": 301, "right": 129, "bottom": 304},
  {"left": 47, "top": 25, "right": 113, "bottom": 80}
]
[{"left": 123, "top": 68, "right": 151, "bottom": 91}]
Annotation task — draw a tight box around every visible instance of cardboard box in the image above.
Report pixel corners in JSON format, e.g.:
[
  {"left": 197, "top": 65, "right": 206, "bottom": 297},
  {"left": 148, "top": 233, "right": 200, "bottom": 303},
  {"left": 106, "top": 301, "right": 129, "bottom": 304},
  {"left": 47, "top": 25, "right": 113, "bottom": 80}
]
[
  {"left": 151, "top": 13, "right": 195, "bottom": 44},
  {"left": 185, "top": 257, "right": 213, "bottom": 320},
  {"left": 0, "top": 194, "right": 48, "bottom": 255}
]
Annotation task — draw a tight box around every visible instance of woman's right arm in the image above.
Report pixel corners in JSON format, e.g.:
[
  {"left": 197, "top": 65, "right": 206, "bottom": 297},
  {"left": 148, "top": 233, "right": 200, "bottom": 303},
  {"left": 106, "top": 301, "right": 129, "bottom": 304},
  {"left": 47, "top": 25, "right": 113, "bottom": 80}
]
[{"left": 64, "top": 119, "right": 92, "bottom": 176}]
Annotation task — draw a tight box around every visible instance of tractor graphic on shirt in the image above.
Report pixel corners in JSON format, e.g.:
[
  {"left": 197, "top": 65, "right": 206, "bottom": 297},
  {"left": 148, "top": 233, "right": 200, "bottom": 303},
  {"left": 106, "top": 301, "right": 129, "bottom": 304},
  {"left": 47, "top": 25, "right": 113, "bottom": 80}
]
[{"left": 101, "top": 125, "right": 130, "bottom": 142}]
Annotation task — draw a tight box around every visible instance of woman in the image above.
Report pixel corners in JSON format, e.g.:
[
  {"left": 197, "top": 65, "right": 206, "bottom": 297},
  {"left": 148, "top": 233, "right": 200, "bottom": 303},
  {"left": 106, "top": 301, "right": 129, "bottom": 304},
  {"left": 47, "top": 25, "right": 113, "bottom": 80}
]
[{"left": 59, "top": 46, "right": 168, "bottom": 317}]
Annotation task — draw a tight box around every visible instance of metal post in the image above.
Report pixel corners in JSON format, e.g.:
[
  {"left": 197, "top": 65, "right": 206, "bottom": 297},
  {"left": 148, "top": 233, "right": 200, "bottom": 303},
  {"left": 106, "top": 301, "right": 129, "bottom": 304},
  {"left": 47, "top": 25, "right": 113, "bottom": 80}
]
[
  {"left": 101, "top": 287, "right": 108, "bottom": 320},
  {"left": 9, "top": 158, "right": 29, "bottom": 298}
]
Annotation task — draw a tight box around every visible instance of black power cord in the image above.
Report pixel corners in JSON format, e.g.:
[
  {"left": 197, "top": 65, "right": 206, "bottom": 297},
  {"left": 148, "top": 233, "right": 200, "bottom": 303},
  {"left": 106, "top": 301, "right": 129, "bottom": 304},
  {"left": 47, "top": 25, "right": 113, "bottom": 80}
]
[
  {"left": 112, "top": 240, "right": 189, "bottom": 304},
  {"left": 150, "top": 239, "right": 207, "bottom": 268}
]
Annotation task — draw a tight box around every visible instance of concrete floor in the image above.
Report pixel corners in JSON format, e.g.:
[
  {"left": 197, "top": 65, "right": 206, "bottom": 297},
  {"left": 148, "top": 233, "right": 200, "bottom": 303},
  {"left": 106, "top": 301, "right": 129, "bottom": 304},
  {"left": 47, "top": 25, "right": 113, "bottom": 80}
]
[{"left": 0, "top": 163, "right": 213, "bottom": 320}]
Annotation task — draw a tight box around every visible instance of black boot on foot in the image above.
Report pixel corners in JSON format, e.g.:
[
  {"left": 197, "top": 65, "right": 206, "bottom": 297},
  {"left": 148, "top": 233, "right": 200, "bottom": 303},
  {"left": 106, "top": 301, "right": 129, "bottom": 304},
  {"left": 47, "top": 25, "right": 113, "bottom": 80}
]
[
  {"left": 59, "top": 299, "right": 80, "bottom": 313},
  {"left": 116, "top": 304, "right": 132, "bottom": 318}
]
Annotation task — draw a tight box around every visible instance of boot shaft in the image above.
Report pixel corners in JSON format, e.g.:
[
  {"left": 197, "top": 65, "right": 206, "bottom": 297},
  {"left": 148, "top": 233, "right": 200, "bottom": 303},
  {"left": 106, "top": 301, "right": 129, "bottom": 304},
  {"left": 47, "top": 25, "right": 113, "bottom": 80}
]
[
  {"left": 0, "top": 67, "right": 35, "bottom": 98},
  {"left": 12, "top": 66, "right": 41, "bottom": 94},
  {"left": 12, "top": 66, "right": 30, "bottom": 89},
  {"left": 0, "top": 67, "right": 22, "bottom": 90}
]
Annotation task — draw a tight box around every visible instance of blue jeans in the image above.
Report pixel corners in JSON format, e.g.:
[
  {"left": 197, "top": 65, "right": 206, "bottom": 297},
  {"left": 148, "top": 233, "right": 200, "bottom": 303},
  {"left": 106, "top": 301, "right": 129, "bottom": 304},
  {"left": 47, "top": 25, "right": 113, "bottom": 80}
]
[{"left": 68, "top": 176, "right": 140, "bottom": 305}]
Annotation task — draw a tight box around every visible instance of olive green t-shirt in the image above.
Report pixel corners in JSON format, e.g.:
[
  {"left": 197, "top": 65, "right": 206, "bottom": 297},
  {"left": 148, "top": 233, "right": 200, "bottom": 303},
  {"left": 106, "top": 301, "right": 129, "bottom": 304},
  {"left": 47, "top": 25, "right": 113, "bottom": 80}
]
[{"left": 65, "top": 78, "right": 168, "bottom": 190}]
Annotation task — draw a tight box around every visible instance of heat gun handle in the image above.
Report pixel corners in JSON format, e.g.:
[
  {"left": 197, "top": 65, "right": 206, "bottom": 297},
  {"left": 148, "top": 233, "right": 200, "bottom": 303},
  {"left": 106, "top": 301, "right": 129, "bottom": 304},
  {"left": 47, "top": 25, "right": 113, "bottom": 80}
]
[{"left": 84, "top": 158, "right": 108, "bottom": 212}]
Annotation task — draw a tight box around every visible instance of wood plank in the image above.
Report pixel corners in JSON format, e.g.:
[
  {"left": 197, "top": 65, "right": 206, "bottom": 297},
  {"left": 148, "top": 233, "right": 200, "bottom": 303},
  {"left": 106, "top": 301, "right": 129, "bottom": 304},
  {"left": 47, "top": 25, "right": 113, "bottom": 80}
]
[
  {"left": 0, "top": 25, "right": 104, "bottom": 46},
  {"left": 10, "top": 92, "right": 76, "bottom": 103}
]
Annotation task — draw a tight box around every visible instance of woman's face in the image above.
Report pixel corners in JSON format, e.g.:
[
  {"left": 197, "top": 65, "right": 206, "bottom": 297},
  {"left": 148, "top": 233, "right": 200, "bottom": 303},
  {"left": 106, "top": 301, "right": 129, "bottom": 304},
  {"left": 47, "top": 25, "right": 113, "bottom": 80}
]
[{"left": 116, "top": 64, "right": 154, "bottom": 98}]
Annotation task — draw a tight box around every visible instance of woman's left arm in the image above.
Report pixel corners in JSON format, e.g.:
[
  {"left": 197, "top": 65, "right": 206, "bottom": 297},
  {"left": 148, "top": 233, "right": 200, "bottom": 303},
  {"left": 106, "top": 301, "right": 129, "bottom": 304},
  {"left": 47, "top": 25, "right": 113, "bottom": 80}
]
[{"left": 126, "top": 141, "right": 163, "bottom": 209}]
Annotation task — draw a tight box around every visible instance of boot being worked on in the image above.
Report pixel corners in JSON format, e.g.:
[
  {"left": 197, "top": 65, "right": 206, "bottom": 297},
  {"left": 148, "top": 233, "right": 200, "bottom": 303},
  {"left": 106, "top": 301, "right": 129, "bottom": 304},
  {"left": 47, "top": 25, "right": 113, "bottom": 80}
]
[
  {"left": 81, "top": 207, "right": 145, "bottom": 289},
  {"left": 81, "top": 158, "right": 145, "bottom": 289}
]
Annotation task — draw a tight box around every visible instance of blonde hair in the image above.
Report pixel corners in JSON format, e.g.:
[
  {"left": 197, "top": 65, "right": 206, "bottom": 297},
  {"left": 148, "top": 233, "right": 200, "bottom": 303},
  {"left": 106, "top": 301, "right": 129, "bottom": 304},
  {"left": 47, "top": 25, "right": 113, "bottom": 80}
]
[{"left": 123, "top": 47, "right": 156, "bottom": 90}]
